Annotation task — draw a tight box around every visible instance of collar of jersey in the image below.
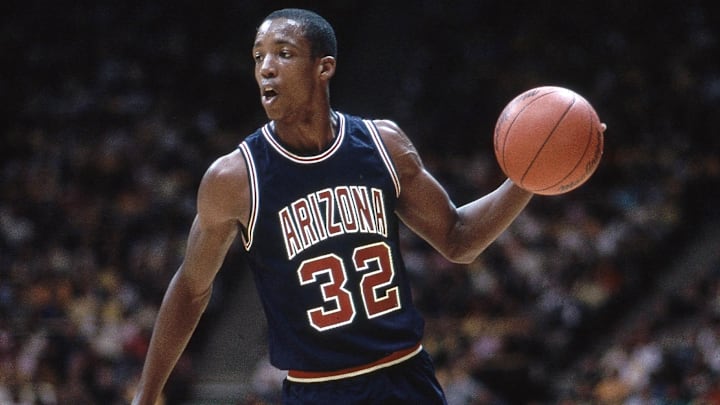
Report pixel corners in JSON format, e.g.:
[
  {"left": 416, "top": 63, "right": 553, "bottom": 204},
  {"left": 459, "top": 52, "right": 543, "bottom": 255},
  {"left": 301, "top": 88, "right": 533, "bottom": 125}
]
[{"left": 262, "top": 112, "right": 345, "bottom": 164}]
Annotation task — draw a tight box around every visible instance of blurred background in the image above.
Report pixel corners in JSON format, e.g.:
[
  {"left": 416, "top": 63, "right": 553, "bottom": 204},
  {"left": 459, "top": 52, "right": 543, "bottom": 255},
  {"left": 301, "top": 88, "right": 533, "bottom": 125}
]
[{"left": 2, "top": 0, "right": 719, "bottom": 403}]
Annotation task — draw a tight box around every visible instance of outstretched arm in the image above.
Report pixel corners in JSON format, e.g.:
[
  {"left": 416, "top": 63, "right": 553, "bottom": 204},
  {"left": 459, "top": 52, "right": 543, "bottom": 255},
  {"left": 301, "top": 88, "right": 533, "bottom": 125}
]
[
  {"left": 376, "top": 119, "right": 533, "bottom": 264},
  {"left": 132, "top": 151, "right": 249, "bottom": 405}
]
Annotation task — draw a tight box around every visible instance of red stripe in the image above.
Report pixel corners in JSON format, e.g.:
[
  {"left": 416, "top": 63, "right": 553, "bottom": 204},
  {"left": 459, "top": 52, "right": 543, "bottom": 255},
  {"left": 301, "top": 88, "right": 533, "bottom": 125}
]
[{"left": 287, "top": 343, "right": 421, "bottom": 381}]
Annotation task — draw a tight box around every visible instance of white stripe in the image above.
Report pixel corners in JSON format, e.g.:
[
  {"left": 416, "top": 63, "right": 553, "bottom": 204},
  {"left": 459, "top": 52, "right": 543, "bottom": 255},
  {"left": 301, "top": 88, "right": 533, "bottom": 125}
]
[
  {"left": 285, "top": 344, "right": 422, "bottom": 383},
  {"left": 238, "top": 142, "right": 258, "bottom": 250},
  {"left": 261, "top": 114, "right": 346, "bottom": 164},
  {"left": 364, "top": 120, "right": 401, "bottom": 197}
]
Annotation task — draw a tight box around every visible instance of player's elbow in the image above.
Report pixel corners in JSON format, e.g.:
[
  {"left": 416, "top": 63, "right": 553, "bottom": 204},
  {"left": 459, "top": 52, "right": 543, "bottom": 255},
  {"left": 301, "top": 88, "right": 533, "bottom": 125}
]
[
  {"left": 438, "top": 240, "right": 486, "bottom": 265},
  {"left": 173, "top": 265, "right": 215, "bottom": 305},
  {"left": 443, "top": 249, "right": 480, "bottom": 265}
]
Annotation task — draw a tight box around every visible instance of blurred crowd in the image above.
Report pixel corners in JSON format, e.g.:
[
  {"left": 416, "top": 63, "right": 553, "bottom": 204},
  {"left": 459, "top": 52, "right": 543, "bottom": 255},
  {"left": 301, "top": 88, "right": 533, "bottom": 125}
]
[
  {"left": 553, "top": 256, "right": 720, "bottom": 404},
  {"left": 2, "top": 1, "right": 719, "bottom": 404}
]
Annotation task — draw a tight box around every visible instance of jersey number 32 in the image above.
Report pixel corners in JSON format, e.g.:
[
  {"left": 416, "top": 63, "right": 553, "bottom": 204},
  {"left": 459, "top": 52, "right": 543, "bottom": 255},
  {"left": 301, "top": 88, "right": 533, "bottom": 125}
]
[{"left": 297, "top": 242, "right": 401, "bottom": 331}]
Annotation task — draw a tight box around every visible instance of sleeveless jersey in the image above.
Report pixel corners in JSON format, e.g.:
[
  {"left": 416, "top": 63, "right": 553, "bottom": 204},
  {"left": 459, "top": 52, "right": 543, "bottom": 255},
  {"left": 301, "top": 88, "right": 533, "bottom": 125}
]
[{"left": 238, "top": 112, "right": 425, "bottom": 375}]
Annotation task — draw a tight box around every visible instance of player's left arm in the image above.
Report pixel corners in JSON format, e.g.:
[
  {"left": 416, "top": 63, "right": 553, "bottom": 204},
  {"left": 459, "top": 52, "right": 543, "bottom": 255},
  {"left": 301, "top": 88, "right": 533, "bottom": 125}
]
[{"left": 375, "top": 119, "right": 533, "bottom": 264}]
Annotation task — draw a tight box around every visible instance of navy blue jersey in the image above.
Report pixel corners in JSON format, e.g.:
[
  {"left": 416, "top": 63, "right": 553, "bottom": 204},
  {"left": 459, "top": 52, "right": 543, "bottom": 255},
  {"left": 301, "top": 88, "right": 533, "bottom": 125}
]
[{"left": 238, "top": 112, "right": 425, "bottom": 378}]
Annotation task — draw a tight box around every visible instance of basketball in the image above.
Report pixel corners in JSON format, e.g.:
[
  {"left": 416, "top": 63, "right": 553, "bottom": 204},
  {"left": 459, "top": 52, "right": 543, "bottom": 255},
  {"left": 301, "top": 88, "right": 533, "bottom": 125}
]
[{"left": 494, "top": 86, "right": 604, "bottom": 195}]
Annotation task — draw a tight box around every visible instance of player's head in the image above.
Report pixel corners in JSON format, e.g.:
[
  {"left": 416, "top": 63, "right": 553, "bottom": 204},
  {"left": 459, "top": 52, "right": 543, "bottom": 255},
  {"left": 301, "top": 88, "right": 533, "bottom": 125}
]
[
  {"left": 253, "top": 9, "right": 337, "bottom": 121},
  {"left": 261, "top": 9, "right": 337, "bottom": 59}
]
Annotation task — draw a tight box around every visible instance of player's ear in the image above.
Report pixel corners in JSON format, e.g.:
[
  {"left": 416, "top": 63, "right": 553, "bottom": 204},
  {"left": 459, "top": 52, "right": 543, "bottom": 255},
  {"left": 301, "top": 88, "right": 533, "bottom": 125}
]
[{"left": 318, "top": 56, "right": 336, "bottom": 80}]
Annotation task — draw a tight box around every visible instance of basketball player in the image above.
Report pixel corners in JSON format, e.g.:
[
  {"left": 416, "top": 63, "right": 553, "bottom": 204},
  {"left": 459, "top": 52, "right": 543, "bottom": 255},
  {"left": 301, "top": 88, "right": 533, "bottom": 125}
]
[{"left": 133, "top": 8, "right": 534, "bottom": 405}]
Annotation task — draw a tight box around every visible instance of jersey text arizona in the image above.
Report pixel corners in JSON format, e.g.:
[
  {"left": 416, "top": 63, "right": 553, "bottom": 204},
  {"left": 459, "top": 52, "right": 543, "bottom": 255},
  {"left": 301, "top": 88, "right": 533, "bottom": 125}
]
[{"left": 279, "top": 186, "right": 388, "bottom": 259}]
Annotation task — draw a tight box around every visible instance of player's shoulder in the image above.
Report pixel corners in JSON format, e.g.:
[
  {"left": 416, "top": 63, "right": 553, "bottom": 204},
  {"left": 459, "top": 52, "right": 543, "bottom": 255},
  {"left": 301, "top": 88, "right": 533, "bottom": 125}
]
[
  {"left": 370, "top": 118, "right": 403, "bottom": 136},
  {"left": 369, "top": 118, "right": 418, "bottom": 157},
  {"left": 206, "top": 149, "right": 247, "bottom": 180},
  {"left": 367, "top": 118, "right": 423, "bottom": 182},
  {"left": 196, "top": 148, "right": 250, "bottom": 225},
  {"left": 335, "top": 112, "right": 410, "bottom": 152},
  {"left": 201, "top": 124, "right": 264, "bottom": 190},
  {"left": 200, "top": 149, "right": 249, "bottom": 197}
]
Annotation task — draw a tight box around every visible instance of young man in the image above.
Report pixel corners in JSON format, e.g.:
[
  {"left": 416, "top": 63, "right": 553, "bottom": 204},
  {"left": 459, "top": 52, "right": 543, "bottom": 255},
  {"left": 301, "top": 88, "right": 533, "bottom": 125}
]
[{"left": 133, "top": 8, "right": 535, "bottom": 405}]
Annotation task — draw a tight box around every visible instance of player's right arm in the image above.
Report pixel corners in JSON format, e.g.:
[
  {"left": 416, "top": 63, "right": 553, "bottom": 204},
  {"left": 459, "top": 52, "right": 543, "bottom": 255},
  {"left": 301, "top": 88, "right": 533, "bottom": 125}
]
[{"left": 132, "top": 150, "right": 249, "bottom": 405}]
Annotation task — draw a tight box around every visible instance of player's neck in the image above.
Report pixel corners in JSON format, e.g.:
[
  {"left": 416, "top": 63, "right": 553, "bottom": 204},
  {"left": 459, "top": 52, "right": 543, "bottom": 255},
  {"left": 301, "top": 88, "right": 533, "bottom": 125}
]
[{"left": 272, "top": 110, "right": 338, "bottom": 155}]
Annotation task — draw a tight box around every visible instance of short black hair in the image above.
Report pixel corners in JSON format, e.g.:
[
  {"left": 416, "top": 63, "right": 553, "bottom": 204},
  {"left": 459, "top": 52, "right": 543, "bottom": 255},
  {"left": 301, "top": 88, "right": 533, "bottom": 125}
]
[{"left": 262, "top": 8, "right": 337, "bottom": 59}]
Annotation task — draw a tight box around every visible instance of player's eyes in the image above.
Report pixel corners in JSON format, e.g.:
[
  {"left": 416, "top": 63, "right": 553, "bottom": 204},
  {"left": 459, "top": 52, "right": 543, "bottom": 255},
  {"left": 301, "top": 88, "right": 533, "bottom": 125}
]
[{"left": 253, "top": 49, "right": 294, "bottom": 63}]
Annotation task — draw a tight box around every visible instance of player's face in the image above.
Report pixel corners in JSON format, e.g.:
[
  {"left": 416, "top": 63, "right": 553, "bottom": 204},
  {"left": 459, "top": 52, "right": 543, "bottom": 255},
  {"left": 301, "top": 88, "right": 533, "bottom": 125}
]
[{"left": 253, "top": 18, "right": 323, "bottom": 121}]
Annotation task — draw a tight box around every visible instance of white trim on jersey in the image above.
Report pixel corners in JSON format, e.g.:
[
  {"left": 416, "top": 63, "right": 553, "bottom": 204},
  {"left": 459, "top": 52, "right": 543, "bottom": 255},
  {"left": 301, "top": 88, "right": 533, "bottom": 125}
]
[
  {"left": 286, "top": 343, "right": 422, "bottom": 383},
  {"left": 238, "top": 142, "right": 259, "bottom": 251},
  {"left": 364, "top": 120, "right": 401, "bottom": 198},
  {"left": 261, "top": 113, "right": 346, "bottom": 164}
]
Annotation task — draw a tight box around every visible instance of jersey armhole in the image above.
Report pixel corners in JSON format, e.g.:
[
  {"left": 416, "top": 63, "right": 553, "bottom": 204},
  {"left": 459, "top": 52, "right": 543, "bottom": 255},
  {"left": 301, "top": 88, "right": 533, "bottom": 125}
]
[
  {"left": 363, "top": 120, "right": 401, "bottom": 198},
  {"left": 238, "top": 142, "right": 259, "bottom": 250}
]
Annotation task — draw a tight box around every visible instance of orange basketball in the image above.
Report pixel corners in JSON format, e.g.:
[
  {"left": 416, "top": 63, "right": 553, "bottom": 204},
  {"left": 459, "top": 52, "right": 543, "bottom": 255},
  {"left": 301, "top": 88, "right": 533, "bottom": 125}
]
[{"left": 494, "top": 86, "right": 604, "bottom": 195}]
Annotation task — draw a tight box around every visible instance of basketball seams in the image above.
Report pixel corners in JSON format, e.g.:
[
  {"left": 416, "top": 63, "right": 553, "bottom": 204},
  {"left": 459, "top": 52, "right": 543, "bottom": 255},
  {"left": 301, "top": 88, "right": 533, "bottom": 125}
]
[
  {"left": 534, "top": 100, "right": 595, "bottom": 194},
  {"left": 520, "top": 94, "right": 577, "bottom": 188},
  {"left": 500, "top": 89, "right": 558, "bottom": 180}
]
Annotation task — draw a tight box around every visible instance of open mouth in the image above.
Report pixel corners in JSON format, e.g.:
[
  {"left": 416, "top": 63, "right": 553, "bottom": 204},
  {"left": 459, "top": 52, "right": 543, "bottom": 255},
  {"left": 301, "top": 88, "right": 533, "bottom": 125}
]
[{"left": 262, "top": 87, "right": 278, "bottom": 102}]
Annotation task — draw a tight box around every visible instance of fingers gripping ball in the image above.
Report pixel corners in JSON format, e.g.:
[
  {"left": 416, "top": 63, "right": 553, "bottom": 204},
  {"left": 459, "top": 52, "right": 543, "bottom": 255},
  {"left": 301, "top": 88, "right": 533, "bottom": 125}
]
[{"left": 494, "top": 86, "right": 604, "bottom": 195}]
